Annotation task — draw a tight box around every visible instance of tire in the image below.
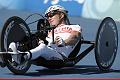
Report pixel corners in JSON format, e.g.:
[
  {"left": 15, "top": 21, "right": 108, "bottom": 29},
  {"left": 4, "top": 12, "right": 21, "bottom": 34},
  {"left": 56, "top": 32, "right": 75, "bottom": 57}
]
[
  {"left": 95, "top": 17, "right": 118, "bottom": 71},
  {"left": 1, "top": 16, "right": 32, "bottom": 74}
]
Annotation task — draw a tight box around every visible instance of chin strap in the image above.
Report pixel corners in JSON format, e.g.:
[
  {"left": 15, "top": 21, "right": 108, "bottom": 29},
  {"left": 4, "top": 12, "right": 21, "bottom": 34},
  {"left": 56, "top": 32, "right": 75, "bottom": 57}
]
[{"left": 52, "top": 27, "right": 54, "bottom": 44}]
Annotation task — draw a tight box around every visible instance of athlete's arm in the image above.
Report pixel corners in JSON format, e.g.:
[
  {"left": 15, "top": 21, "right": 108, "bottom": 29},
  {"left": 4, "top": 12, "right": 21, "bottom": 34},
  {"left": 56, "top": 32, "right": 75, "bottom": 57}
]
[{"left": 64, "top": 31, "right": 81, "bottom": 46}]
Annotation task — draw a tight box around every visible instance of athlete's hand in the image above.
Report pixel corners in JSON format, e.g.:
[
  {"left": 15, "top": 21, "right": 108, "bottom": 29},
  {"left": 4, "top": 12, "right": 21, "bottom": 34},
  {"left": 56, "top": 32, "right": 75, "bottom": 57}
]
[{"left": 55, "top": 36, "right": 65, "bottom": 47}]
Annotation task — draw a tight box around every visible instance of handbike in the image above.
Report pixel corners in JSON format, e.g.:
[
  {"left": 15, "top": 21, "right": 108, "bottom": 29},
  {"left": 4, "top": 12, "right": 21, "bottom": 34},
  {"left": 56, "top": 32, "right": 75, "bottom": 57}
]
[{"left": 0, "top": 13, "right": 118, "bottom": 75}]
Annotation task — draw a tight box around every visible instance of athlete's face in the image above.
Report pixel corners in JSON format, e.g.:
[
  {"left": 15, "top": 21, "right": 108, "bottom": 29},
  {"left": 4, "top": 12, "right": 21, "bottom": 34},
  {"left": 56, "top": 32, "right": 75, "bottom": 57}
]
[{"left": 46, "top": 11, "right": 64, "bottom": 27}]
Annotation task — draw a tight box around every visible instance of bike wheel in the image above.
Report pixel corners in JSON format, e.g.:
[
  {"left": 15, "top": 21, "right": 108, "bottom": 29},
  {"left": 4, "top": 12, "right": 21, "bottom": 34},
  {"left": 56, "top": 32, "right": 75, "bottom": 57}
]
[
  {"left": 95, "top": 17, "right": 118, "bottom": 71},
  {"left": 1, "top": 16, "right": 32, "bottom": 74}
]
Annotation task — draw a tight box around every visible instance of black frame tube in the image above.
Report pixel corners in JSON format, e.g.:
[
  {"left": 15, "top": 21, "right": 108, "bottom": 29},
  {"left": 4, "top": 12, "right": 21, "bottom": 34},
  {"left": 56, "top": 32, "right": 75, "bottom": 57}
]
[
  {"left": 67, "top": 43, "right": 95, "bottom": 64},
  {"left": 81, "top": 40, "right": 95, "bottom": 44}
]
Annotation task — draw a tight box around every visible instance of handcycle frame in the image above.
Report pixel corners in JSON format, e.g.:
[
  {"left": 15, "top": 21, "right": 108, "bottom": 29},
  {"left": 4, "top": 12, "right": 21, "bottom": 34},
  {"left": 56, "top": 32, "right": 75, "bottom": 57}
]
[{"left": 0, "top": 13, "right": 118, "bottom": 74}]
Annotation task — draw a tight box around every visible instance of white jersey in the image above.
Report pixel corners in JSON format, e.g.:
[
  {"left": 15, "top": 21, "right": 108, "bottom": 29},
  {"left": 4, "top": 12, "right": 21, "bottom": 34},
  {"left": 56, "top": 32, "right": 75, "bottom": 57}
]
[
  {"left": 46, "top": 24, "right": 81, "bottom": 57},
  {"left": 47, "top": 24, "right": 81, "bottom": 42}
]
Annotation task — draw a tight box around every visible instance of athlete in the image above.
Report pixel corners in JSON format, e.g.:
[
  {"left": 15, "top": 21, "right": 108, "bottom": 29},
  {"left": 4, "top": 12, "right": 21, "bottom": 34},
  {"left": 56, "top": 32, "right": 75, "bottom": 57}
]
[{"left": 8, "top": 5, "right": 82, "bottom": 63}]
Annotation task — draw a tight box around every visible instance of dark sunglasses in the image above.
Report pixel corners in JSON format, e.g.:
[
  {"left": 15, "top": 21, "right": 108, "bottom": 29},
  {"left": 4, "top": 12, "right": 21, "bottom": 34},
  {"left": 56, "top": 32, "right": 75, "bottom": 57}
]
[{"left": 45, "top": 10, "right": 59, "bottom": 18}]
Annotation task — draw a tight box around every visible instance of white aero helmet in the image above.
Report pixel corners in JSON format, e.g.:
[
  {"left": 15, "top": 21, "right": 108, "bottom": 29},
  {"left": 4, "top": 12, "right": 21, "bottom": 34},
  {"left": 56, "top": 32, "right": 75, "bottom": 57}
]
[{"left": 45, "top": 5, "right": 68, "bottom": 16}]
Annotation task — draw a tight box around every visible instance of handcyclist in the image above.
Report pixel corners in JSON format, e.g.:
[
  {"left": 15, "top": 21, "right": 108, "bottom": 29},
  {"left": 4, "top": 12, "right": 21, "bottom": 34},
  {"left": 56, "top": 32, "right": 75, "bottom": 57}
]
[{"left": 9, "top": 5, "right": 82, "bottom": 62}]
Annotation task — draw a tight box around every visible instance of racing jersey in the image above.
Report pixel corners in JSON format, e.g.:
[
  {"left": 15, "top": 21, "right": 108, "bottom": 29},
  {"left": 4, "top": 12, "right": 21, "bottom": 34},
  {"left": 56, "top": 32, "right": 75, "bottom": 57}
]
[{"left": 46, "top": 24, "right": 81, "bottom": 57}]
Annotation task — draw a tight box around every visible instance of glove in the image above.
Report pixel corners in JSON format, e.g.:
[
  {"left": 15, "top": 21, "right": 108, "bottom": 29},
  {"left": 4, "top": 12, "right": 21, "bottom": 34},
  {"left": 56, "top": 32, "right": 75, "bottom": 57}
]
[{"left": 55, "top": 36, "right": 65, "bottom": 47}]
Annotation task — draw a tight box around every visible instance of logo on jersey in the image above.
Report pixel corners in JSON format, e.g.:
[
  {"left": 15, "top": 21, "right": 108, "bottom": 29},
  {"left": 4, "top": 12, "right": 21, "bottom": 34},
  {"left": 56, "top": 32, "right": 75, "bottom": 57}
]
[{"left": 54, "top": 26, "right": 72, "bottom": 34}]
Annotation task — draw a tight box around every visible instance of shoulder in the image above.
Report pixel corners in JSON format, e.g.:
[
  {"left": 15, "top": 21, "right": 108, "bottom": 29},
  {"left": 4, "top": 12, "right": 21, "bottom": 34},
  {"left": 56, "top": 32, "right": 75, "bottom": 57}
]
[
  {"left": 62, "top": 24, "right": 82, "bottom": 32},
  {"left": 61, "top": 24, "right": 81, "bottom": 27},
  {"left": 69, "top": 24, "right": 81, "bottom": 29}
]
